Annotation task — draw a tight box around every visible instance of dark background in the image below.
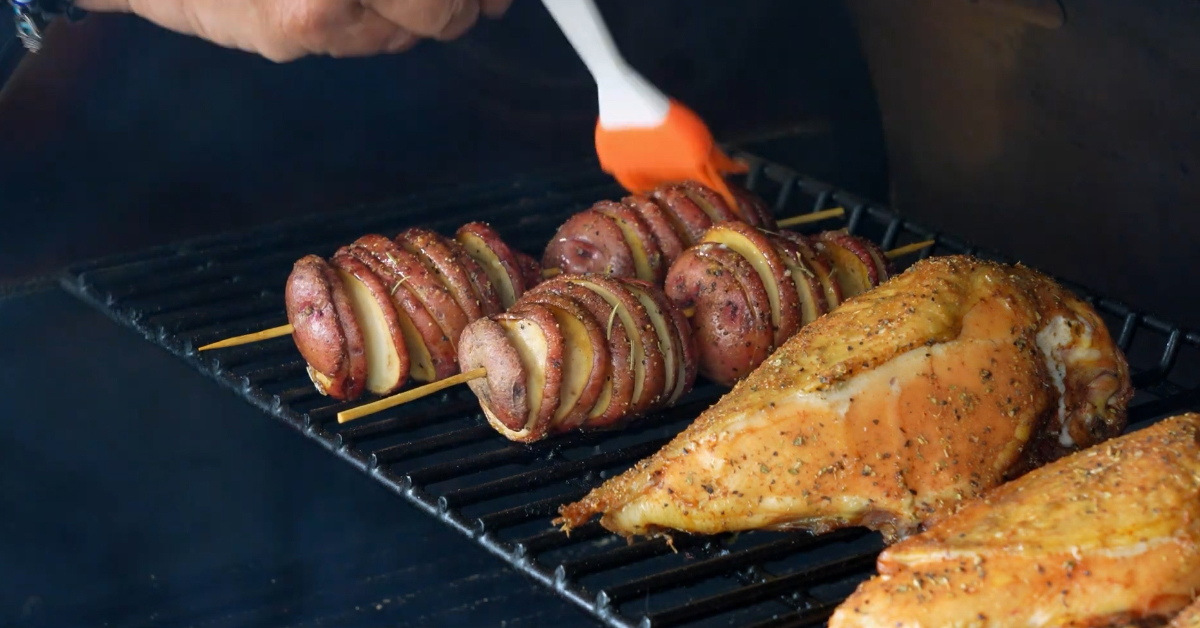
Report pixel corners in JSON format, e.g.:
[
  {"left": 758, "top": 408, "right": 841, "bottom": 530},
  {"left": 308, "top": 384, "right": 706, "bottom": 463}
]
[{"left": 1, "top": 0, "right": 1199, "bottom": 625}]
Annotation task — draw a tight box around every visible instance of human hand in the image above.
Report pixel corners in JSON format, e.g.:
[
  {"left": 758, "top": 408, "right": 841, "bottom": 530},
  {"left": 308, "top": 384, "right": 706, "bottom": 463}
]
[{"left": 74, "top": 0, "right": 514, "bottom": 62}]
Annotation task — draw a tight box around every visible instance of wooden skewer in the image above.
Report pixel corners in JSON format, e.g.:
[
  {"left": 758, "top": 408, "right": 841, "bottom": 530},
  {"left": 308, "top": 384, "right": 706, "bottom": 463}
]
[
  {"left": 197, "top": 324, "right": 294, "bottom": 351},
  {"left": 543, "top": 267, "right": 563, "bottom": 278},
  {"left": 337, "top": 367, "right": 488, "bottom": 423},
  {"left": 885, "top": 240, "right": 936, "bottom": 259},
  {"left": 776, "top": 207, "right": 845, "bottom": 228}
]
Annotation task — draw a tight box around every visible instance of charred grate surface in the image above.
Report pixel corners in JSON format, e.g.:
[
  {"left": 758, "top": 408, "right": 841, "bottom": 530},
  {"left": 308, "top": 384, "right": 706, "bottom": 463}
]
[{"left": 59, "top": 153, "right": 1200, "bottom": 628}]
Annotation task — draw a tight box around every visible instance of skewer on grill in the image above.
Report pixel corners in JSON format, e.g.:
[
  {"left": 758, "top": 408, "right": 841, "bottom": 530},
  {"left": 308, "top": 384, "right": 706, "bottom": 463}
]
[
  {"left": 335, "top": 237, "right": 934, "bottom": 432},
  {"left": 199, "top": 182, "right": 836, "bottom": 354}
]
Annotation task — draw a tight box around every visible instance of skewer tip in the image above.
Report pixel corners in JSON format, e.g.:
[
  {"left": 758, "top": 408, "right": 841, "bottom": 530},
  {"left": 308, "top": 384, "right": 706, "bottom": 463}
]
[{"left": 197, "top": 324, "right": 294, "bottom": 351}]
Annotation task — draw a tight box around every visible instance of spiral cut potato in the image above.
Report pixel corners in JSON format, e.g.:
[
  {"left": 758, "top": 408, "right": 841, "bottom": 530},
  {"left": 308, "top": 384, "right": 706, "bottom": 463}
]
[
  {"left": 457, "top": 274, "right": 699, "bottom": 443},
  {"left": 542, "top": 180, "right": 774, "bottom": 284},
  {"left": 285, "top": 222, "right": 542, "bottom": 402},
  {"left": 666, "top": 222, "right": 894, "bottom": 386}
]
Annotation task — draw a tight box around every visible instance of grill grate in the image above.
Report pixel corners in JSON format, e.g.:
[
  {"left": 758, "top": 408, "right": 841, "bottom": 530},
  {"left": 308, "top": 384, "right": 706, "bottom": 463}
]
[{"left": 60, "top": 153, "right": 1200, "bottom": 628}]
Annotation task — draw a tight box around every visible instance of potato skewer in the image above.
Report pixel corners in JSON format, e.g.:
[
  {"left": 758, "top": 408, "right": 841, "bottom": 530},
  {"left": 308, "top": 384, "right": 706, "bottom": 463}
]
[
  {"left": 199, "top": 182, "right": 826, "bottom": 354},
  {"left": 336, "top": 237, "right": 934, "bottom": 436}
]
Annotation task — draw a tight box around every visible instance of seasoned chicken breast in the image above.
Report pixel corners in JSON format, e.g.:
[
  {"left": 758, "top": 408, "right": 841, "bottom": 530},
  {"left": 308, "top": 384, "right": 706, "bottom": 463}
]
[
  {"left": 830, "top": 413, "right": 1200, "bottom": 628},
  {"left": 557, "top": 256, "right": 1132, "bottom": 542}
]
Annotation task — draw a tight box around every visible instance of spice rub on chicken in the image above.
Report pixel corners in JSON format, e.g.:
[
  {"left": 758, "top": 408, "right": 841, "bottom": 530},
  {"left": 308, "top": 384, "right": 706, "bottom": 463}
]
[
  {"left": 556, "top": 255, "right": 1133, "bottom": 543},
  {"left": 830, "top": 413, "right": 1200, "bottom": 628}
]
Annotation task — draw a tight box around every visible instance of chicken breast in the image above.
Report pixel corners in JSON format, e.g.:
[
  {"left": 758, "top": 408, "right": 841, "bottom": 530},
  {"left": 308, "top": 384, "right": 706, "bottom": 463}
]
[
  {"left": 557, "top": 255, "right": 1133, "bottom": 543},
  {"left": 830, "top": 413, "right": 1200, "bottom": 628}
]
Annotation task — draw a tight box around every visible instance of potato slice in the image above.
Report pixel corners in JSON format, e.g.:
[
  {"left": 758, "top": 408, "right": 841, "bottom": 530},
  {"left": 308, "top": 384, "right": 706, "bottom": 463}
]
[
  {"left": 519, "top": 291, "right": 609, "bottom": 433},
  {"left": 396, "top": 227, "right": 487, "bottom": 321},
  {"left": 533, "top": 278, "right": 635, "bottom": 428},
  {"left": 620, "top": 279, "right": 677, "bottom": 407},
  {"left": 346, "top": 242, "right": 447, "bottom": 382},
  {"left": 769, "top": 233, "right": 830, "bottom": 326},
  {"left": 458, "top": 317, "right": 536, "bottom": 441},
  {"left": 623, "top": 194, "right": 686, "bottom": 264},
  {"left": 623, "top": 278, "right": 695, "bottom": 406},
  {"left": 730, "top": 183, "right": 777, "bottom": 230},
  {"left": 499, "top": 305, "right": 563, "bottom": 438},
  {"left": 680, "top": 181, "right": 742, "bottom": 224},
  {"left": 541, "top": 209, "right": 637, "bottom": 279},
  {"left": 285, "top": 254, "right": 368, "bottom": 400},
  {"left": 815, "top": 230, "right": 880, "bottom": 299},
  {"left": 776, "top": 230, "right": 843, "bottom": 310},
  {"left": 456, "top": 222, "right": 527, "bottom": 308},
  {"left": 702, "top": 221, "right": 804, "bottom": 348},
  {"left": 665, "top": 244, "right": 774, "bottom": 387},
  {"left": 650, "top": 185, "right": 716, "bottom": 246},
  {"left": 327, "top": 250, "right": 411, "bottom": 397},
  {"left": 354, "top": 234, "right": 470, "bottom": 354},
  {"left": 595, "top": 200, "right": 666, "bottom": 284},
  {"left": 572, "top": 275, "right": 668, "bottom": 416}
]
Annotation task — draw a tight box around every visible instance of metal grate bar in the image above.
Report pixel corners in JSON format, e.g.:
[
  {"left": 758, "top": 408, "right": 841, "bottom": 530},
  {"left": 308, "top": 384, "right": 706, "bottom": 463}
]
[
  {"left": 330, "top": 399, "right": 480, "bottom": 445},
  {"left": 369, "top": 425, "right": 499, "bottom": 466},
  {"left": 438, "top": 438, "right": 670, "bottom": 509},
  {"left": 739, "top": 601, "right": 841, "bottom": 628},
  {"left": 558, "top": 536, "right": 700, "bottom": 581},
  {"left": 643, "top": 553, "right": 878, "bottom": 628},
  {"left": 475, "top": 488, "right": 591, "bottom": 532},
  {"left": 599, "top": 529, "right": 866, "bottom": 606},
  {"left": 514, "top": 521, "right": 611, "bottom": 557}
]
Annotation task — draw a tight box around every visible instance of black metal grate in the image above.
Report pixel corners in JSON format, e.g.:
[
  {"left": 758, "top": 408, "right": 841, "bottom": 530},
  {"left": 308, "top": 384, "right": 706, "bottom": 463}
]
[{"left": 60, "top": 153, "right": 1200, "bottom": 628}]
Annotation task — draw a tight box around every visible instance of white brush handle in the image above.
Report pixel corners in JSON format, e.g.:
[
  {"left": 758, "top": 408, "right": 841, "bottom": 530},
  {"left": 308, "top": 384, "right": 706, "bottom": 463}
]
[{"left": 540, "top": 0, "right": 670, "bottom": 129}]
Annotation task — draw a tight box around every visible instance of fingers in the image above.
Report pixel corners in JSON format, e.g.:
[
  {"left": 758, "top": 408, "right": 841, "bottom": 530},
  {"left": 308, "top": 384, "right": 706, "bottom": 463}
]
[
  {"left": 364, "top": 0, "right": 480, "bottom": 40},
  {"left": 80, "top": 0, "right": 500, "bottom": 63},
  {"left": 480, "top": 0, "right": 514, "bottom": 19},
  {"left": 323, "top": 7, "right": 417, "bottom": 57}
]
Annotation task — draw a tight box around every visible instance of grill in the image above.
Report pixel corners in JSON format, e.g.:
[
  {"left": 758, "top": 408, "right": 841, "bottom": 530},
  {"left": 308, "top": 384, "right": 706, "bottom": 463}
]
[{"left": 59, "top": 152, "right": 1200, "bottom": 628}]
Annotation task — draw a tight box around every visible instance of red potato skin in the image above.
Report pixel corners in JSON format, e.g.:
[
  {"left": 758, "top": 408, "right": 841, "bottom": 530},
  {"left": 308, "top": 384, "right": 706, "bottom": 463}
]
[
  {"left": 622, "top": 194, "right": 686, "bottom": 264},
  {"left": 680, "top": 180, "right": 742, "bottom": 225},
  {"left": 595, "top": 200, "right": 667, "bottom": 284},
  {"left": 499, "top": 304, "right": 565, "bottom": 440},
  {"left": 665, "top": 243, "right": 774, "bottom": 387},
  {"left": 513, "top": 249, "right": 544, "bottom": 296},
  {"left": 285, "top": 254, "right": 368, "bottom": 401},
  {"left": 777, "top": 230, "right": 844, "bottom": 311},
  {"left": 349, "top": 238, "right": 460, "bottom": 381},
  {"left": 730, "top": 183, "right": 776, "bottom": 230},
  {"left": 541, "top": 209, "right": 636, "bottom": 279},
  {"left": 818, "top": 230, "right": 887, "bottom": 287},
  {"left": 702, "top": 220, "right": 805, "bottom": 349},
  {"left": 457, "top": 221, "right": 534, "bottom": 298},
  {"left": 328, "top": 248, "right": 412, "bottom": 395},
  {"left": 457, "top": 317, "right": 532, "bottom": 435},
  {"left": 531, "top": 278, "right": 636, "bottom": 429},
  {"left": 396, "top": 227, "right": 488, "bottom": 321},
  {"left": 444, "top": 231, "right": 506, "bottom": 317},
  {"left": 352, "top": 234, "right": 471, "bottom": 353},
  {"left": 651, "top": 185, "right": 717, "bottom": 246},
  {"left": 518, "top": 290, "right": 610, "bottom": 433},
  {"left": 573, "top": 275, "right": 670, "bottom": 417}
]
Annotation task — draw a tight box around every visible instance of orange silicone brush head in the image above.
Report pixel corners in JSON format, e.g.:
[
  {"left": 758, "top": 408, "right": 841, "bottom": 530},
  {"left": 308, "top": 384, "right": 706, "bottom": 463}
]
[{"left": 594, "top": 99, "right": 748, "bottom": 208}]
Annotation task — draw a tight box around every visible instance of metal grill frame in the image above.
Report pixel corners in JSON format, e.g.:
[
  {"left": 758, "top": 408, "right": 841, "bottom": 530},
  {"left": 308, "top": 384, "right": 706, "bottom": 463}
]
[{"left": 58, "top": 152, "right": 1200, "bottom": 628}]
